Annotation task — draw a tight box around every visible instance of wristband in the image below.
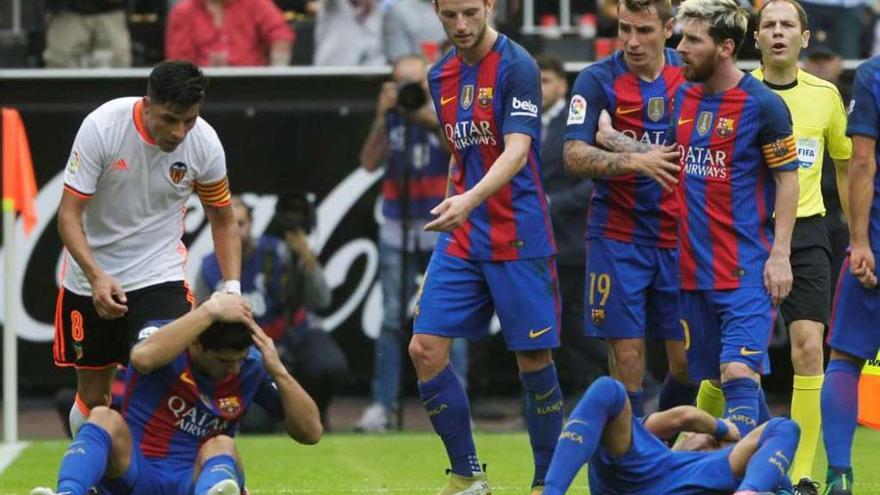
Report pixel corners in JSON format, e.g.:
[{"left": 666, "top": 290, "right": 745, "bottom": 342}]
[
  {"left": 713, "top": 418, "right": 729, "bottom": 440},
  {"left": 223, "top": 280, "right": 241, "bottom": 295}
]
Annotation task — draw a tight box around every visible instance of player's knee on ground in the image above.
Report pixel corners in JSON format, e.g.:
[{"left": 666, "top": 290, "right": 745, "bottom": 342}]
[{"left": 720, "top": 361, "right": 759, "bottom": 382}]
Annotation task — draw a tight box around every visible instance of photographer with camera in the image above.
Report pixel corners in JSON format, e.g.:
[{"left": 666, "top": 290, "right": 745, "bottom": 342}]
[
  {"left": 356, "top": 54, "right": 469, "bottom": 433},
  {"left": 197, "top": 194, "right": 348, "bottom": 430}
]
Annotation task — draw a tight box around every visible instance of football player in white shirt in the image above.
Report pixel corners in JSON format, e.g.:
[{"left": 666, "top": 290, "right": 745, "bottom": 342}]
[{"left": 54, "top": 60, "right": 242, "bottom": 435}]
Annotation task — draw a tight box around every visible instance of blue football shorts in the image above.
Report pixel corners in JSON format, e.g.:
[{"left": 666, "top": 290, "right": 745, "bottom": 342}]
[
  {"left": 584, "top": 237, "right": 682, "bottom": 341},
  {"left": 680, "top": 287, "right": 774, "bottom": 381},
  {"left": 413, "top": 250, "right": 561, "bottom": 351}
]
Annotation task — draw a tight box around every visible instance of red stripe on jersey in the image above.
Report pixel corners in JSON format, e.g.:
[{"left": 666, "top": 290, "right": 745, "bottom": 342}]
[
  {"left": 439, "top": 56, "right": 471, "bottom": 258},
  {"left": 140, "top": 364, "right": 199, "bottom": 458},
  {"left": 754, "top": 161, "right": 772, "bottom": 253},
  {"left": 121, "top": 372, "right": 139, "bottom": 415},
  {"left": 198, "top": 371, "right": 244, "bottom": 451},
  {"left": 382, "top": 176, "right": 448, "bottom": 200},
  {"left": 53, "top": 286, "right": 65, "bottom": 364},
  {"left": 528, "top": 148, "right": 557, "bottom": 253},
  {"left": 473, "top": 51, "right": 516, "bottom": 260},
  {"left": 706, "top": 89, "right": 747, "bottom": 289},
  {"left": 677, "top": 86, "right": 703, "bottom": 290},
  {"left": 658, "top": 67, "right": 686, "bottom": 246},
  {"left": 605, "top": 73, "right": 644, "bottom": 242}
]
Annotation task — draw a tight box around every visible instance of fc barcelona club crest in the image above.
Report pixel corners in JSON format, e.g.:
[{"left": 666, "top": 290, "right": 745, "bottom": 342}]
[
  {"left": 696, "top": 111, "right": 714, "bottom": 136},
  {"left": 461, "top": 84, "right": 474, "bottom": 110},
  {"left": 716, "top": 117, "right": 735, "bottom": 137},
  {"left": 169, "top": 161, "right": 187, "bottom": 184},
  {"left": 647, "top": 97, "right": 665, "bottom": 122},
  {"left": 218, "top": 396, "right": 241, "bottom": 415},
  {"left": 478, "top": 87, "right": 494, "bottom": 107}
]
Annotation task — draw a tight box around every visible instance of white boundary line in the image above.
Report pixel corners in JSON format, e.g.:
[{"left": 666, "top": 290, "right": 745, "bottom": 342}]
[{"left": 0, "top": 442, "right": 28, "bottom": 476}]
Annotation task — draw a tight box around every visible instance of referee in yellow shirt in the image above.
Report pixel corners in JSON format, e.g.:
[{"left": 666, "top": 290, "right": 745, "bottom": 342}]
[{"left": 753, "top": 1, "right": 851, "bottom": 493}]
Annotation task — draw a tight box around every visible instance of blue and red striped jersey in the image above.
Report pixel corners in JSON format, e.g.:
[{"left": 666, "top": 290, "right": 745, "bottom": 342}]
[
  {"left": 382, "top": 111, "right": 450, "bottom": 222},
  {"left": 428, "top": 34, "right": 556, "bottom": 261},
  {"left": 846, "top": 56, "right": 880, "bottom": 251},
  {"left": 565, "top": 49, "right": 684, "bottom": 248},
  {"left": 121, "top": 347, "right": 282, "bottom": 464},
  {"left": 671, "top": 74, "right": 799, "bottom": 290}
]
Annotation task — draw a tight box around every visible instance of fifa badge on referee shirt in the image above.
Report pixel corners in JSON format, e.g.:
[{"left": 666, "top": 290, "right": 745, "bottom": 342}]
[
  {"left": 461, "top": 85, "right": 474, "bottom": 110},
  {"left": 169, "top": 161, "right": 188, "bottom": 184},
  {"left": 716, "top": 118, "right": 735, "bottom": 138},
  {"left": 647, "top": 97, "right": 665, "bottom": 122}
]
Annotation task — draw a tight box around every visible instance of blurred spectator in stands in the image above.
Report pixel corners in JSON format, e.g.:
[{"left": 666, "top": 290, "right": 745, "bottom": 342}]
[
  {"left": 43, "top": 0, "right": 131, "bottom": 67},
  {"left": 313, "top": 0, "right": 384, "bottom": 65},
  {"left": 197, "top": 195, "right": 348, "bottom": 429},
  {"left": 535, "top": 54, "right": 605, "bottom": 399},
  {"left": 800, "top": 0, "right": 871, "bottom": 59},
  {"left": 165, "top": 0, "right": 295, "bottom": 66},
  {"left": 275, "top": 0, "right": 321, "bottom": 15},
  {"left": 355, "top": 55, "right": 468, "bottom": 432},
  {"left": 802, "top": 41, "right": 845, "bottom": 95},
  {"left": 381, "top": 0, "right": 445, "bottom": 63}
]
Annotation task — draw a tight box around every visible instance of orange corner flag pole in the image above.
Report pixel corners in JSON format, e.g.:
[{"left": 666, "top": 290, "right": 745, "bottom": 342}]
[
  {"left": 858, "top": 351, "right": 880, "bottom": 430},
  {"left": 2, "top": 106, "right": 37, "bottom": 446},
  {"left": 2, "top": 107, "right": 38, "bottom": 236}
]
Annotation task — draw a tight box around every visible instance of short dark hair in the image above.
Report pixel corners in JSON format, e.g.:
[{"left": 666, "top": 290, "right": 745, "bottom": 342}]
[
  {"left": 197, "top": 320, "right": 252, "bottom": 352},
  {"left": 620, "top": 0, "right": 674, "bottom": 23},
  {"left": 756, "top": 0, "right": 808, "bottom": 33},
  {"left": 536, "top": 54, "right": 565, "bottom": 80},
  {"left": 147, "top": 60, "right": 208, "bottom": 108}
]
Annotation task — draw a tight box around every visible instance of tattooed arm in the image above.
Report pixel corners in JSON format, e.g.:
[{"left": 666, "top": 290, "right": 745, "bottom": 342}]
[{"left": 564, "top": 139, "right": 680, "bottom": 191}]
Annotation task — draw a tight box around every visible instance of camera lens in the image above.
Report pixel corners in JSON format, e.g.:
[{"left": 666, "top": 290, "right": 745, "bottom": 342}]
[{"left": 397, "top": 81, "right": 427, "bottom": 111}]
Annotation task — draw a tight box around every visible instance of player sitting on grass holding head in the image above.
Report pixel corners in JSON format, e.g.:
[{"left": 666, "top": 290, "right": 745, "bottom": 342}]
[
  {"left": 543, "top": 376, "right": 801, "bottom": 495},
  {"left": 30, "top": 292, "right": 322, "bottom": 495}
]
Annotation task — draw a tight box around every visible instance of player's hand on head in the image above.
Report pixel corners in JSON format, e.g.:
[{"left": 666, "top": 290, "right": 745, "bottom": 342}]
[
  {"left": 850, "top": 246, "right": 878, "bottom": 289},
  {"left": 424, "top": 193, "right": 477, "bottom": 232},
  {"left": 249, "top": 321, "right": 286, "bottom": 377},
  {"left": 91, "top": 272, "right": 128, "bottom": 319},
  {"left": 763, "top": 252, "right": 793, "bottom": 305},
  {"left": 634, "top": 145, "right": 681, "bottom": 192},
  {"left": 203, "top": 292, "right": 252, "bottom": 323}
]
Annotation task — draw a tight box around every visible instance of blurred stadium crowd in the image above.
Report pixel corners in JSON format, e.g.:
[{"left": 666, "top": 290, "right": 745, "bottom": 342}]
[{"left": 0, "top": 0, "right": 878, "bottom": 68}]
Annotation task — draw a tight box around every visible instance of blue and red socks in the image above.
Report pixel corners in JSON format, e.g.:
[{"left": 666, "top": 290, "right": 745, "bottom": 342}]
[
  {"left": 736, "top": 418, "right": 800, "bottom": 492},
  {"left": 418, "top": 364, "right": 480, "bottom": 477},
  {"left": 194, "top": 454, "right": 242, "bottom": 495},
  {"left": 723, "top": 378, "right": 760, "bottom": 435},
  {"left": 521, "top": 364, "right": 563, "bottom": 487},
  {"left": 658, "top": 374, "right": 697, "bottom": 411},
  {"left": 56, "top": 422, "right": 112, "bottom": 495},
  {"left": 821, "top": 359, "right": 861, "bottom": 473},
  {"left": 544, "top": 377, "right": 627, "bottom": 495}
]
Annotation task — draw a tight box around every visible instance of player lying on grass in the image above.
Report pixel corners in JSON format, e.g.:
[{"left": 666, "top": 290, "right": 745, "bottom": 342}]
[
  {"left": 543, "top": 377, "right": 800, "bottom": 495},
  {"left": 31, "top": 292, "right": 322, "bottom": 495}
]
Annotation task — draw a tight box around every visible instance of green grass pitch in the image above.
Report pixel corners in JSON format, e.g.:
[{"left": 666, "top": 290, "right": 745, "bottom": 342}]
[{"left": 2, "top": 428, "right": 880, "bottom": 494}]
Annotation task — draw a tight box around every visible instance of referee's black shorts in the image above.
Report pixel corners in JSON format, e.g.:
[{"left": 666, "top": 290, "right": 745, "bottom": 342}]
[{"left": 780, "top": 215, "right": 832, "bottom": 327}]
